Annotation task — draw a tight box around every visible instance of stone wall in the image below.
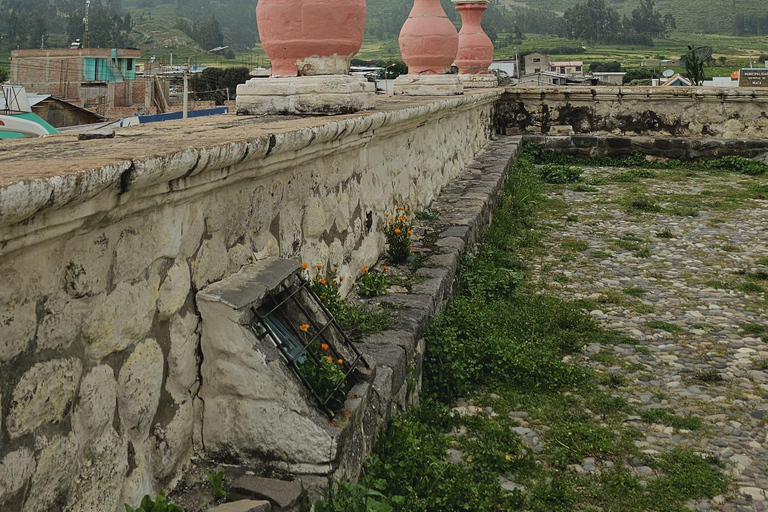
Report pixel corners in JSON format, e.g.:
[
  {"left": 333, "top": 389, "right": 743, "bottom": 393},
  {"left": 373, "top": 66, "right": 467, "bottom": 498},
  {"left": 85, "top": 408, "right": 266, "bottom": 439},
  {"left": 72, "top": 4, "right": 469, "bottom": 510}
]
[
  {"left": 0, "top": 91, "right": 501, "bottom": 512},
  {"left": 497, "top": 86, "right": 768, "bottom": 138},
  {"left": 523, "top": 134, "right": 768, "bottom": 161}
]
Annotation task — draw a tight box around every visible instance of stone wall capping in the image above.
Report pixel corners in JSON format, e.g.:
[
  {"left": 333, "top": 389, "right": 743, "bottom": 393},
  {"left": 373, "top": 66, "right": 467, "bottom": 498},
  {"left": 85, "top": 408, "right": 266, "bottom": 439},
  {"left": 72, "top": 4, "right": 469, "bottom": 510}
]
[{"left": 0, "top": 91, "right": 502, "bottom": 257}]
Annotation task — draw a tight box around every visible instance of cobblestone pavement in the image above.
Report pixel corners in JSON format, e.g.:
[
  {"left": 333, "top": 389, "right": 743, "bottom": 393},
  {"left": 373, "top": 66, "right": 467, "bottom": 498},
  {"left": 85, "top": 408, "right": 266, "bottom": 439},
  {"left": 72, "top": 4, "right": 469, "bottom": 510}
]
[{"left": 525, "top": 165, "right": 768, "bottom": 510}]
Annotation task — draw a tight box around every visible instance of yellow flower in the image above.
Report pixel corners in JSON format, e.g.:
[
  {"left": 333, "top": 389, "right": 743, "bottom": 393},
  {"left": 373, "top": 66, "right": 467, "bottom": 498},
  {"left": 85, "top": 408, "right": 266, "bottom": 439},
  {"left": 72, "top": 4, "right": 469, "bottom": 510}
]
[
  {"left": 361, "top": 266, "right": 368, "bottom": 273},
  {"left": 321, "top": 343, "right": 329, "bottom": 351},
  {"left": 299, "top": 324, "right": 310, "bottom": 332},
  {"left": 337, "top": 359, "right": 343, "bottom": 364},
  {"left": 326, "top": 356, "right": 333, "bottom": 363},
  {"left": 505, "top": 454, "right": 511, "bottom": 461},
  {"left": 301, "top": 262, "right": 309, "bottom": 269},
  {"left": 394, "top": 228, "right": 401, "bottom": 234}
]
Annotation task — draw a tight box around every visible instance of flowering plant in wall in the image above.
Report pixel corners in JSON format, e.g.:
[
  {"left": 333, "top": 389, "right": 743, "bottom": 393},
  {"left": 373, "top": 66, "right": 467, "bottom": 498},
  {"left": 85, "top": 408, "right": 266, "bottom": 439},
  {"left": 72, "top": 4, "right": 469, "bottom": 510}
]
[
  {"left": 383, "top": 206, "right": 413, "bottom": 263},
  {"left": 298, "top": 323, "right": 348, "bottom": 412}
]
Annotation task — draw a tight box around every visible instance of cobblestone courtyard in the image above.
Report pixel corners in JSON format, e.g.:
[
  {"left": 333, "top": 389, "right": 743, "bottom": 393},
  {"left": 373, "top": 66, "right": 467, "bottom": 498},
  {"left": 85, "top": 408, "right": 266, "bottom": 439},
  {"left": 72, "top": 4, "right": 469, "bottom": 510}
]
[{"left": 523, "top": 163, "right": 768, "bottom": 509}]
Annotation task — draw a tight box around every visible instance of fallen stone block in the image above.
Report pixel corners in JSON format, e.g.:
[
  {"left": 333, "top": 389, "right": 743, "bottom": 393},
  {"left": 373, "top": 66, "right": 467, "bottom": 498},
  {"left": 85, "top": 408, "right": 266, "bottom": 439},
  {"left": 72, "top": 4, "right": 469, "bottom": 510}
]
[
  {"left": 209, "top": 500, "right": 271, "bottom": 512},
  {"left": 229, "top": 476, "right": 304, "bottom": 510}
]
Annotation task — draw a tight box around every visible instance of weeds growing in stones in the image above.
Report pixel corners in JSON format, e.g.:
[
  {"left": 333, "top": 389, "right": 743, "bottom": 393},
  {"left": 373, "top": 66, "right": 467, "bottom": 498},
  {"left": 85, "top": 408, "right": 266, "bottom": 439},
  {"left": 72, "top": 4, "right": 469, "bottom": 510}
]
[
  {"left": 383, "top": 207, "right": 413, "bottom": 263},
  {"left": 646, "top": 320, "right": 683, "bottom": 333},
  {"left": 357, "top": 267, "right": 389, "bottom": 298},
  {"left": 639, "top": 409, "right": 702, "bottom": 430},
  {"left": 539, "top": 163, "right": 583, "bottom": 184}
]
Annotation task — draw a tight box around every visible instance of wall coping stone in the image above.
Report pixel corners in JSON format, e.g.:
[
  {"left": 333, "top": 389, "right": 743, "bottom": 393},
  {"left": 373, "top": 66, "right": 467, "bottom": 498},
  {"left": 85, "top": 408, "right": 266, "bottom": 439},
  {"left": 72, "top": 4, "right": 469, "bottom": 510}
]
[{"left": 0, "top": 91, "right": 503, "bottom": 256}]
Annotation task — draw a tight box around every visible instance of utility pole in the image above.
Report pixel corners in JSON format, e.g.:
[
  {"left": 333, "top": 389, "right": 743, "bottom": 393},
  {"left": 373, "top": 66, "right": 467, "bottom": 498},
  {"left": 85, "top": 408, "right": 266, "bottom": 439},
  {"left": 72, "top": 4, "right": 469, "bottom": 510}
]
[
  {"left": 183, "top": 66, "right": 189, "bottom": 119},
  {"left": 83, "top": 0, "right": 91, "bottom": 48}
]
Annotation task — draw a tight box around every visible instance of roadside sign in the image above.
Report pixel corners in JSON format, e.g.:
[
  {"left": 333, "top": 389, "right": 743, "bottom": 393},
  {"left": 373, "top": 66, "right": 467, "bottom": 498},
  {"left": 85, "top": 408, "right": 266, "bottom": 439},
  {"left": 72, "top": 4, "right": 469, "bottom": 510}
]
[{"left": 739, "top": 68, "right": 768, "bottom": 87}]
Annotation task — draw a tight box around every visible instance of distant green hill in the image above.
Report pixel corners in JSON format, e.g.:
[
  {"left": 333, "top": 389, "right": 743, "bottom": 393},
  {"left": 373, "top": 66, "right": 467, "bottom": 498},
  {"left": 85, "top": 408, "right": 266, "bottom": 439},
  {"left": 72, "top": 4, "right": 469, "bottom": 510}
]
[{"left": 494, "top": 0, "right": 768, "bottom": 34}]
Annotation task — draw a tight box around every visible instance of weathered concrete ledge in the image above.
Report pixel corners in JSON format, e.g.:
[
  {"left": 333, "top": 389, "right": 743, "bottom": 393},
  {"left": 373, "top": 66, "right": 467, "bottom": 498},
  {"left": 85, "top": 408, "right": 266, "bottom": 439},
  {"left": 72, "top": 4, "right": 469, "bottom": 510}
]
[
  {"left": 523, "top": 134, "right": 768, "bottom": 160},
  {"left": 0, "top": 90, "right": 503, "bottom": 256},
  {"left": 498, "top": 86, "right": 768, "bottom": 139}
]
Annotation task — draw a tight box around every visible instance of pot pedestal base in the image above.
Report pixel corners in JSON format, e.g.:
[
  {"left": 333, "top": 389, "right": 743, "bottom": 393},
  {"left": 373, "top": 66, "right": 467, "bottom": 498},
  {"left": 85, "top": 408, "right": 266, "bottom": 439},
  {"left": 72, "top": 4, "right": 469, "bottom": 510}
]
[
  {"left": 236, "top": 75, "right": 375, "bottom": 115},
  {"left": 459, "top": 74, "right": 498, "bottom": 88},
  {"left": 393, "top": 74, "right": 463, "bottom": 96}
]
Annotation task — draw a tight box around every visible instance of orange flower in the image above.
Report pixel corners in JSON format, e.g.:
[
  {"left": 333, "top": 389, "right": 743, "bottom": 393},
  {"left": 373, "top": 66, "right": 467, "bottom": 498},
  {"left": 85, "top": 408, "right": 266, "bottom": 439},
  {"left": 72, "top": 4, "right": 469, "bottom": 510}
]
[
  {"left": 404, "top": 206, "right": 409, "bottom": 212},
  {"left": 301, "top": 262, "right": 309, "bottom": 269},
  {"left": 320, "top": 278, "right": 327, "bottom": 285},
  {"left": 326, "top": 356, "right": 333, "bottom": 363},
  {"left": 394, "top": 228, "right": 401, "bottom": 234},
  {"left": 321, "top": 343, "right": 329, "bottom": 351},
  {"left": 407, "top": 230, "right": 413, "bottom": 235},
  {"left": 396, "top": 206, "right": 403, "bottom": 211},
  {"left": 337, "top": 359, "right": 343, "bottom": 364},
  {"left": 385, "top": 212, "right": 390, "bottom": 217},
  {"left": 316, "top": 264, "right": 323, "bottom": 270},
  {"left": 398, "top": 216, "right": 405, "bottom": 222},
  {"left": 361, "top": 266, "right": 368, "bottom": 273},
  {"left": 313, "top": 275, "right": 318, "bottom": 281},
  {"left": 383, "top": 265, "right": 389, "bottom": 271},
  {"left": 299, "top": 324, "right": 310, "bottom": 332},
  {"left": 339, "top": 275, "right": 344, "bottom": 281}
]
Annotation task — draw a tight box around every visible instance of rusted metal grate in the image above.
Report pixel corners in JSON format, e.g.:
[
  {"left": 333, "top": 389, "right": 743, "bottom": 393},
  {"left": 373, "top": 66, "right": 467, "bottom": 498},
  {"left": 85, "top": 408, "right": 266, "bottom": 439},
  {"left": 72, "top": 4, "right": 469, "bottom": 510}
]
[{"left": 250, "top": 275, "right": 370, "bottom": 419}]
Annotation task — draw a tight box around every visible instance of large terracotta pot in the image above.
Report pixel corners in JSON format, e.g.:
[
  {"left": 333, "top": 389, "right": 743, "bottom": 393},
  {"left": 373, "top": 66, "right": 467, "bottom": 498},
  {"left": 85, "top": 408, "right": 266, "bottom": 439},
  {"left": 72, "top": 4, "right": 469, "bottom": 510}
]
[
  {"left": 399, "top": 0, "right": 459, "bottom": 75},
  {"left": 454, "top": 0, "right": 493, "bottom": 74},
  {"left": 256, "top": 0, "right": 366, "bottom": 77}
]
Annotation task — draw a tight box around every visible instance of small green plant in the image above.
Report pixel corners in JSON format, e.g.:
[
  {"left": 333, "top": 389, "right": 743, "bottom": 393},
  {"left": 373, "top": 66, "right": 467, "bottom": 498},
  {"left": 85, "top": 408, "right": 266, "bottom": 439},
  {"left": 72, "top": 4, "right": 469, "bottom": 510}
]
[
  {"left": 739, "top": 281, "right": 765, "bottom": 293},
  {"left": 656, "top": 228, "right": 675, "bottom": 238},
  {"left": 591, "top": 250, "right": 612, "bottom": 259},
  {"left": 625, "top": 195, "right": 663, "bottom": 213},
  {"left": 540, "top": 163, "right": 583, "bottom": 184},
  {"left": 415, "top": 208, "right": 440, "bottom": 221},
  {"left": 125, "top": 494, "right": 183, "bottom": 512},
  {"left": 315, "top": 480, "right": 395, "bottom": 512},
  {"left": 383, "top": 207, "right": 413, "bottom": 263},
  {"left": 561, "top": 238, "right": 589, "bottom": 252},
  {"left": 304, "top": 264, "right": 390, "bottom": 338},
  {"left": 623, "top": 287, "right": 648, "bottom": 297},
  {"left": 206, "top": 469, "right": 227, "bottom": 499},
  {"left": 358, "top": 268, "right": 389, "bottom": 298},
  {"left": 298, "top": 333, "right": 348, "bottom": 412},
  {"left": 573, "top": 184, "right": 599, "bottom": 192}
]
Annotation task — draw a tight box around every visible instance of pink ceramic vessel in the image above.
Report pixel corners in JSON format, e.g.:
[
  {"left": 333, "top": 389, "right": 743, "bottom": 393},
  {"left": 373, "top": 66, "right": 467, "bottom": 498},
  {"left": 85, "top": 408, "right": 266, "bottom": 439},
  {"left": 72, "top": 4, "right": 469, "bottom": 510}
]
[
  {"left": 256, "top": 0, "right": 367, "bottom": 77},
  {"left": 399, "top": 0, "right": 459, "bottom": 75},
  {"left": 454, "top": 0, "right": 493, "bottom": 74}
]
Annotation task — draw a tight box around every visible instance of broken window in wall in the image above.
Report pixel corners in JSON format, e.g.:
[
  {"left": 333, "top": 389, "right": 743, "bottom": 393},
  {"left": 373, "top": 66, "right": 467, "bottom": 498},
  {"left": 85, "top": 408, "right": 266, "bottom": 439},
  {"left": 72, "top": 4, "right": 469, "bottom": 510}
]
[{"left": 250, "top": 275, "right": 370, "bottom": 418}]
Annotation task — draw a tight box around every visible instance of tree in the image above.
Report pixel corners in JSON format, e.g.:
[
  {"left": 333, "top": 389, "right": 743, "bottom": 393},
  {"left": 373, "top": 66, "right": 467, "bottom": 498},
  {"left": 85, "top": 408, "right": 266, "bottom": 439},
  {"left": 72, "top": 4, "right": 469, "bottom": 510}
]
[
  {"left": 662, "top": 13, "right": 677, "bottom": 37},
  {"left": 683, "top": 45, "right": 706, "bottom": 85},
  {"left": 564, "top": 0, "right": 621, "bottom": 45},
  {"left": 630, "top": 0, "right": 664, "bottom": 36},
  {"left": 0, "top": 65, "right": 9, "bottom": 82}
]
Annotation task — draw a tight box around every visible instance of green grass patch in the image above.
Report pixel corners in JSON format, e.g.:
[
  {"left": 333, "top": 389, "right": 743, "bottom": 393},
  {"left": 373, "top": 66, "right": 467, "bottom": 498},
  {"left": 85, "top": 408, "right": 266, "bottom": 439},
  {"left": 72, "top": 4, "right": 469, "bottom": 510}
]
[
  {"left": 561, "top": 238, "right": 590, "bottom": 252},
  {"left": 591, "top": 250, "right": 613, "bottom": 259},
  {"left": 639, "top": 408, "right": 702, "bottom": 430},
  {"left": 623, "top": 287, "right": 649, "bottom": 297},
  {"left": 646, "top": 321, "right": 683, "bottom": 334}
]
